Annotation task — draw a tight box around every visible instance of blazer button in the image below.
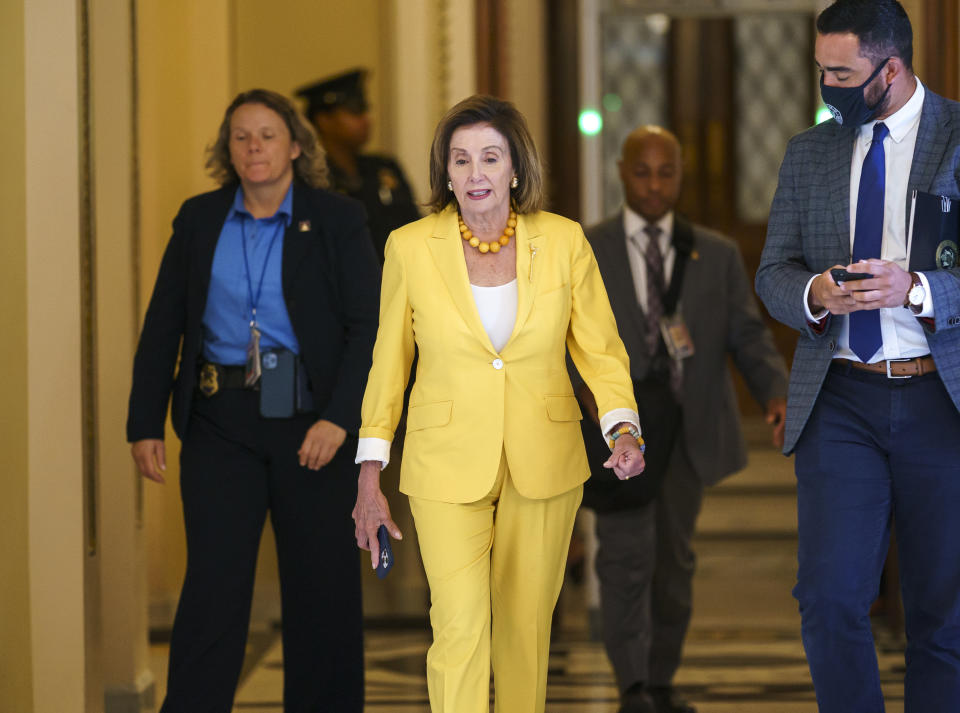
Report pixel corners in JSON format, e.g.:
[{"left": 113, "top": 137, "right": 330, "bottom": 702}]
[{"left": 492, "top": 358, "right": 504, "bottom": 370}]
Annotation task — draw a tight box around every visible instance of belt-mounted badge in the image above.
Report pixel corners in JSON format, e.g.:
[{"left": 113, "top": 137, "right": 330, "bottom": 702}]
[
  {"left": 199, "top": 363, "right": 219, "bottom": 397},
  {"left": 378, "top": 168, "right": 398, "bottom": 205},
  {"left": 936, "top": 240, "right": 958, "bottom": 269}
]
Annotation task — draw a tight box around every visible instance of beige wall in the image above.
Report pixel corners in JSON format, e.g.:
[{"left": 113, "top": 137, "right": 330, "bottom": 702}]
[
  {"left": 233, "top": 0, "right": 389, "bottom": 150},
  {"left": 3, "top": 0, "right": 154, "bottom": 707},
  {"left": 387, "top": 0, "right": 450, "bottom": 206},
  {"left": 22, "top": 0, "right": 89, "bottom": 710},
  {"left": 901, "top": 0, "right": 924, "bottom": 78},
  {"left": 383, "top": 0, "right": 550, "bottom": 213},
  {"left": 137, "top": 0, "right": 233, "bottom": 626},
  {"left": 0, "top": 0, "right": 34, "bottom": 710},
  {"left": 505, "top": 0, "right": 549, "bottom": 169},
  {"left": 91, "top": 0, "right": 156, "bottom": 706}
]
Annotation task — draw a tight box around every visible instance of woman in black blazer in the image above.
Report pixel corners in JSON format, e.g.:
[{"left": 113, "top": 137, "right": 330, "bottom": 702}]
[{"left": 127, "top": 88, "right": 380, "bottom": 713}]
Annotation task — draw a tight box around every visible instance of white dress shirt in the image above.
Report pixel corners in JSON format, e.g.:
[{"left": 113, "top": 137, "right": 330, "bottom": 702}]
[
  {"left": 803, "top": 79, "right": 935, "bottom": 362},
  {"left": 623, "top": 207, "right": 675, "bottom": 311}
]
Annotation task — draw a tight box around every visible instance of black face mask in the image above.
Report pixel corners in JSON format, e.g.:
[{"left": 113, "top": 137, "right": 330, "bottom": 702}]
[{"left": 820, "top": 57, "right": 892, "bottom": 127}]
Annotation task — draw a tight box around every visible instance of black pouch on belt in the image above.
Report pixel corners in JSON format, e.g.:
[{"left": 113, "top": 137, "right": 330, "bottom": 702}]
[
  {"left": 295, "top": 358, "right": 314, "bottom": 414},
  {"left": 259, "top": 349, "right": 315, "bottom": 418},
  {"left": 260, "top": 349, "right": 296, "bottom": 418}
]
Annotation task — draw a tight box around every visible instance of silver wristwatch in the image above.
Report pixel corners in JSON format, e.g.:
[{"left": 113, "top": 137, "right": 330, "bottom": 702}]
[{"left": 904, "top": 271, "right": 925, "bottom": 315}]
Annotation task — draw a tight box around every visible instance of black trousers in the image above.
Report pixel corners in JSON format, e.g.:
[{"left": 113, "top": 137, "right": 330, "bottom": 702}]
[{"left": 160, "top": 388, "right": 364, "bottom": 713}]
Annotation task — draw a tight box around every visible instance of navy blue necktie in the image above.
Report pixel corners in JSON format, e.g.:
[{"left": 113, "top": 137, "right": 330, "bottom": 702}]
[{"left": 849, "top": 122, "right": 889, "bottom": 362}]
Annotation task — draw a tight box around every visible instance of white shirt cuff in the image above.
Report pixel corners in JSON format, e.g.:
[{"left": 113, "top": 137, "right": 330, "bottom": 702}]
[
  {"left": 355, "top": 437, "right": 391, "bottom": 469},
  {"left": 803, "top": 274, "right": 829, "bottom": 322},
  {"left": 600, "top": 408, "right": 642, "bottom": 447}
]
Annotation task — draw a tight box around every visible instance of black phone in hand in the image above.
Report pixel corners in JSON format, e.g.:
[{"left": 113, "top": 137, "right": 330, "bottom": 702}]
[
  {"left": 831, "top": 268, "right": 874, "bottom": 283},
  {"left": 375, "top": 525, "right": 394, "bottom": 579}
]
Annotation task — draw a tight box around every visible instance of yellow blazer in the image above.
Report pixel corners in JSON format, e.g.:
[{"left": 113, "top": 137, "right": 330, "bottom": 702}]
[{"left": 359, "top": 206, "right": 637, "bottom": 503}]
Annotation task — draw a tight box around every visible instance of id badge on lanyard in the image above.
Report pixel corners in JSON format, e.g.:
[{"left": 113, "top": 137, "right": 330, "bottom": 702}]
[
  {"left": 241, "top": 214, "right": 281, "bottom": 387},
  {"left": 245, "top": 321, "right": 262, "bottom": 387},
  {"left": 659, "top": 313, "right": 695, "bottom": 360}
]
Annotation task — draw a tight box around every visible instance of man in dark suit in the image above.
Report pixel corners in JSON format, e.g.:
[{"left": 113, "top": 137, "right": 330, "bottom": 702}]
[
  {"left": 756, "top": 1, "right": 960, "bottom": 710},
  {"left": 578, "top": 126, "right": 788, "bottom": 713},
  {"left": 296, "top": 69, "right": 420, "bottom": 263}
]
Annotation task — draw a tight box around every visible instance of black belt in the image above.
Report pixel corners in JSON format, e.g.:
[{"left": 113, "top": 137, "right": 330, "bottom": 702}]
[{"left": 198, "top": 362, "right": 251, "bottom": 397}]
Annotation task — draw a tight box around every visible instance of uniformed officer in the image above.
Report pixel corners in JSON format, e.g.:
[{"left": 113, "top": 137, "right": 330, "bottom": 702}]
[{"left": 296, "top": 69, "right": 420, "bottom": 262}]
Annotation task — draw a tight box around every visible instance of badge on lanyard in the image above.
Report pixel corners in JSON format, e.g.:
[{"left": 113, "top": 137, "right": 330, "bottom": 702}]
[
  {"left": 660, "top": 313, "right": 695, "bottom": 360},
  {"left": 245, "top": 323, "right": 262, "bottom": 387},
  {"left": 241, "top": 213, "right": 281, "bottom": 387}
]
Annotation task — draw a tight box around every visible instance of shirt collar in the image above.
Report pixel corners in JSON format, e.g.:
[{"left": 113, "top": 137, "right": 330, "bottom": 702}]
[
  {"left": 860, "top": 78, "right": 924, "bottom": 146},
  {"left": 229, "top": 183, "right": 294, "bottom": 227},
  {"left": 623, "top": 204, "right": 673, "bottom": 246}
]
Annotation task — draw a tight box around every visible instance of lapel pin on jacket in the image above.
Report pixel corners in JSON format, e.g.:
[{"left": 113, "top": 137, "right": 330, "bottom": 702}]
[
  {"left": 298, "top": 220, "right": 311, "bottom": 232},
  {"left": 529, "top": 244, "right": 538, "bottom": 281}
]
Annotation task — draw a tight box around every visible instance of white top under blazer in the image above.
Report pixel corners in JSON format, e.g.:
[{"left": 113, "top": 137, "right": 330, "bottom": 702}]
[{"left": 471, "top": 279, "right": 519, "bottom": 353}]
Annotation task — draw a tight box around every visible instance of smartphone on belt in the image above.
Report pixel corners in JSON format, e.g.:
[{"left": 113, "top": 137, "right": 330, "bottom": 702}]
[{"left": 260, "top": 350, "right": 296, "bottom": 418}]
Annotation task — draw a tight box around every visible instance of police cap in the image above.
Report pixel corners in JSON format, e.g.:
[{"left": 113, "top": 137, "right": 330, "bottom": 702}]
[{"left": 295, "top": 69, "right": 368, "bottom": 116}]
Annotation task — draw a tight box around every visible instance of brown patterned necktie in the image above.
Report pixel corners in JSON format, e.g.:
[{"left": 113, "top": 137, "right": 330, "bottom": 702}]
[
  {"left": 643, "top": 224, "right": 666, "bottom": 358},
  {"left": 640, "top": 224, "right": 682, "bottom": 395}
]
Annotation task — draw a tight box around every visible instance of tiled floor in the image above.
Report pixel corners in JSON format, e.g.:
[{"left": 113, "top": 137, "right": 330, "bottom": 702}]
[{"left": 150, "top": 419, "right": 908, "bottom": 712}]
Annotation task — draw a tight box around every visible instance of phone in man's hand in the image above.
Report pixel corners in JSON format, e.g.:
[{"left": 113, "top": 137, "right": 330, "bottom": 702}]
[{"left": 831, "top": 268, "right": 874, "bottom": 283}]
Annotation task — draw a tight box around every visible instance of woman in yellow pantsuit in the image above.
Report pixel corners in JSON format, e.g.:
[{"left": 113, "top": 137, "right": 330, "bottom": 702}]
[{"left": 352, "top": 95, "right": 646, "bottom": 713}]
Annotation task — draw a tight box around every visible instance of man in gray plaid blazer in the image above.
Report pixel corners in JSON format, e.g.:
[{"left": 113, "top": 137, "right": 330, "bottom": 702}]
[{"left": 756, "top": 1, "right": 960, "bottom": 711}]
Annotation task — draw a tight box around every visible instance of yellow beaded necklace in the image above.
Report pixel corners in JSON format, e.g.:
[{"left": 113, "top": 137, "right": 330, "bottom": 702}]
[{"left": 458, "top": 209, "right": 517, "bottom": 254}]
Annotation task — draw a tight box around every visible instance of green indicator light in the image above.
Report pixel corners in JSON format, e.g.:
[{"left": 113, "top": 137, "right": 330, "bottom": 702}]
[
  {"left": 602, "top": 93, "right": 622, "bottom": 113},
  {"left": 579, "top": 109, "right": 603, "bottom": 136},
  {"left": 815, "top": 105, "right": 835, "bottom": 124}
]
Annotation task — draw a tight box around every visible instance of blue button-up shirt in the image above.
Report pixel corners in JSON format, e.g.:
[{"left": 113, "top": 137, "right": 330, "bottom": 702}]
[{"left": 201, "top": 185, "right": 300, "bottom": 365}]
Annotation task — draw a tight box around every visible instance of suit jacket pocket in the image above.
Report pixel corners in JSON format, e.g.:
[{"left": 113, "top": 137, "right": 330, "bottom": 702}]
[
  {"left": 545, "top": 394, "right": 582, "bottom": 422},
  {"left": 406, "top": 400, "right": 453, "bottom": 433}
]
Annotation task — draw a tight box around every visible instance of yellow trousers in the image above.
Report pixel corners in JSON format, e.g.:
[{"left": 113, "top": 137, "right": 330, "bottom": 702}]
[{"left": 408, "top": 453, "right": 583, "bottom": 713}]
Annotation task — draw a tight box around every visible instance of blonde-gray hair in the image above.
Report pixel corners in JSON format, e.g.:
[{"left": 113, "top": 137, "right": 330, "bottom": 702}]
[
  {"left": 205, "top": 88, "right": 328, "bottom": 188},
  {"left": 427, "top": 94, "right": 545, "bottom": 214}
]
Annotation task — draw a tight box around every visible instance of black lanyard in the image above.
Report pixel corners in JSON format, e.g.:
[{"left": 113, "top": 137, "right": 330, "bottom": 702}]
[{"left": 663, "top": 245, "right": 690, "bottom": 316}]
